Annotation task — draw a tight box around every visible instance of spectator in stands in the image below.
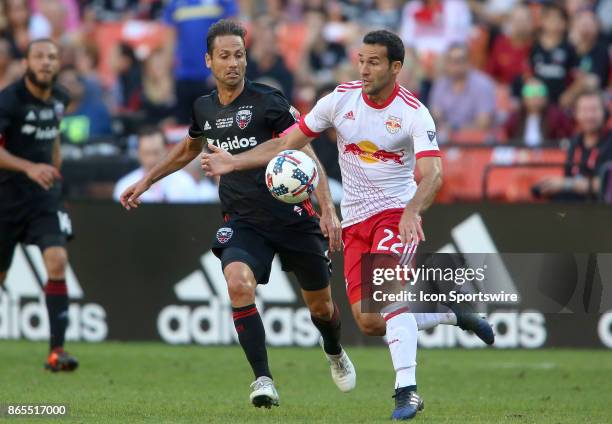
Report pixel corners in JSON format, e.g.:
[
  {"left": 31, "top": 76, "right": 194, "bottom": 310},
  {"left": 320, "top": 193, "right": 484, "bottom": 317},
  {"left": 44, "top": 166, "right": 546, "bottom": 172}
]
[
  {"left": 185, "top": 158, "right": 219, "bottom": 203},
  {"left": 504, "top": 78, "right": 574, "bottom": 146},
  {"left": 58, "top": 65, "right": 112, "bottom": 144},
  {"left": 468, "top": 0, "right": 519, "bottom": 27},
  {"left": 307, "top": 29, "right": 347, "bottom": 87},
  {"left": 528, "top": 3, "right": 577, "bottom": 105},
  {"left": 87, "top": 0, "right": 139, "bottom": 21},
  {"left": 362, "top": 0, "right": 402, "bottom": 31},
  {"left": 141, "top": 49, "right": 176, "bottom": 126},
  {"left": 0, "top": 37, "right": 21, "bottom": 89},
  {"left": 561, "top": 9, "right": 610, "bottom": 107},
  {"left": 115, "top": 43, "right": 142, "bottom": 113},
  {"left": 113, "top": 126, "right": 199, "bottom": 203},
  {"left": 246, "top": 14, "right": 294, "bottom": 101},
  {"left": 534, "top": 90, "right": 612, "bottom": 200},
  {"left": 486, "top": 4, "right": 533, "bottom": 85},
  {"left": 74, "top": 42, "right": 105, "bottom": 101},
  {"left": 399, "top": 0, "right": 472, "bottom": 56},
  {"left": 34, "top": 0, "right": 81, "bottom": 41},
  {"left": 2, "top": 0, "right": 51, "bottom": 56},
  {"left": 163, "top": 0, "right": 238, "bottom": 124},
  {"left": 430, "top": 43, "right": 496, "bottom": 141}
]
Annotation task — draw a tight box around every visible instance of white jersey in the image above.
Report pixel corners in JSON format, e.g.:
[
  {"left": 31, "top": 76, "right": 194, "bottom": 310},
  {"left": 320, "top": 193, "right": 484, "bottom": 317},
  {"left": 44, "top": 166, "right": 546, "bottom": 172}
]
[{"left": 300, "top": 81, "right": 440, "bottom": 227}]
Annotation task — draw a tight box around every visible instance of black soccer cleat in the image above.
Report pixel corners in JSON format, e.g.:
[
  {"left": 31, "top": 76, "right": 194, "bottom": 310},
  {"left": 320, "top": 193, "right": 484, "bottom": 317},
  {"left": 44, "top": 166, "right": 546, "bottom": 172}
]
[
  {"left": 391, "top": 387, "right": 424, "bottom": 420},
  {"left": 449, "top": 302, "right": 495, "bottom": 345},
  {"left": 44, "top": 348, "right": 79, "bottom": 372}
]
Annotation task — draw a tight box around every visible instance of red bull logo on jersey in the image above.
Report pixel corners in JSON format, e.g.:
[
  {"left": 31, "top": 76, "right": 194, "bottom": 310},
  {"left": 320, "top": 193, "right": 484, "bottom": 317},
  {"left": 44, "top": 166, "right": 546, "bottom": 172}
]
[
  {"left": 343, "top": 141, "right": 404, "bottom": 165},
  {"left": 385, "top": 115, "right": 402, "bottom": 134}
]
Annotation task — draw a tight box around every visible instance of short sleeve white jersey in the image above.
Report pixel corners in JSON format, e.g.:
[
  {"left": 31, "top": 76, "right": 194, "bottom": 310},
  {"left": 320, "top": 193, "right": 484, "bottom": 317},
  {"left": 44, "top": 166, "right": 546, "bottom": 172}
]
[{"left": 300, "top": 81, "right": 440, "bottom": 227}]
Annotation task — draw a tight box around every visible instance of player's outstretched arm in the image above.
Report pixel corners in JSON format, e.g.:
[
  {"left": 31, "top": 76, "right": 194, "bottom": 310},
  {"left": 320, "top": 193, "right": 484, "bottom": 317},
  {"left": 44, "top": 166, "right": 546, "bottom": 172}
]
[
  {"left": 120, "top": 135, "right": 203, "bottom": 210},
  {"left": 0, "top": 146, "right": 61, "bottom": 190},
  {"left": 398, "top": 156, "right": 443, "bottom": 244},
  {"left": 301, "top": 143, "right": 342, "bottom": 252},
  {"left": 201, "top": 125, "right": 313, "bottom": 176}
]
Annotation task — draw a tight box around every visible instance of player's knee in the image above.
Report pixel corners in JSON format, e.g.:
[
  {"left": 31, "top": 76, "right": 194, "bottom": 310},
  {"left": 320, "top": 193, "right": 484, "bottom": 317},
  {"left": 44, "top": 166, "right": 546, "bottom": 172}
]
[
  {"left": 307, "top": 298, "right": 333, "bottom": 320},
  {"left": 356, "top": 314, "right": 385, "bottom": 336},
  {"left": 43, "top": 248, "right": 68, "bottom": 278},
  {"left": 225, "top": 270, "right": 256, "bottom": 304}
]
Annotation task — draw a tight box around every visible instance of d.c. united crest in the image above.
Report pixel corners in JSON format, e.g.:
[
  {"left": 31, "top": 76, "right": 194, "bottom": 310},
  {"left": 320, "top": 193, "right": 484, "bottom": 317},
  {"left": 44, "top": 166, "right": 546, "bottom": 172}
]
[
  {"left": 216, "top": 227, "right": 234, "bottom": 244},
  {"left": 236, "top": 109, "right": 252, "bottom": 129}
]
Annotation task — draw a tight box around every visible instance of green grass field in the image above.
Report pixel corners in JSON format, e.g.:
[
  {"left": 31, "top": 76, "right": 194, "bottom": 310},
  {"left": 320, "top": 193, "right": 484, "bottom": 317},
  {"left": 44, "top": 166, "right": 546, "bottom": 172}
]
[{"left": 1, "top": 341, "right": 611, "bottom": 423}]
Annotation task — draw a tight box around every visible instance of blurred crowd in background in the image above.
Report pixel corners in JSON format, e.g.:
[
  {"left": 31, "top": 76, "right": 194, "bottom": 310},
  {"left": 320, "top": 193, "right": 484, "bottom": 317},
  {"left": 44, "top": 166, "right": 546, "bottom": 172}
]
[{"left": 0, "top": 0, "right": 611, "bottom": 203}]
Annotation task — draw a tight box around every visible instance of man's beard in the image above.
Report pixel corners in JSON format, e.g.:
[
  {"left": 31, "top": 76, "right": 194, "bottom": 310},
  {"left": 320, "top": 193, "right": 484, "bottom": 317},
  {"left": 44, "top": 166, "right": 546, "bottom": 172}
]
[{"left": 26, "top": 68, "right": 56, "bottom": 89}]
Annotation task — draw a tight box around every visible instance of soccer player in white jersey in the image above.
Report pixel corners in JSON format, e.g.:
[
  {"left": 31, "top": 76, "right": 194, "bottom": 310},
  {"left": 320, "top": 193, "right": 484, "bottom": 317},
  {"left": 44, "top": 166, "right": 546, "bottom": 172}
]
[{"left": 202, "top": 30, "right": 494, "bottom": 420}]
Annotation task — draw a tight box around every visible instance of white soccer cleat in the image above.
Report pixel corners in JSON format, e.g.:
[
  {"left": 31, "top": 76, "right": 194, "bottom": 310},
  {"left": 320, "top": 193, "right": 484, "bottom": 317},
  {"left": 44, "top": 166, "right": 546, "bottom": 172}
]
[
  {"left": 249, "top": 376, "right": 279, "bottom": 408},
  {"left": 320, "top": 338, "right": 356, "bottom": 392}
]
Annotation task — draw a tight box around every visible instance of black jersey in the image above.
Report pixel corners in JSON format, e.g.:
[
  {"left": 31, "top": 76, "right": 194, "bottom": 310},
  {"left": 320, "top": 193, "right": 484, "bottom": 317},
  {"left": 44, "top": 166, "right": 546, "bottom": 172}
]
[
  {"left": 0, "top": 79, "right": 69, "bottom": 186},
  {"left": 189, "top": 80, "right": 318, "bottom": 227},
  {"left": 530, "top": 40, "right": 577, "bottom": 103}
]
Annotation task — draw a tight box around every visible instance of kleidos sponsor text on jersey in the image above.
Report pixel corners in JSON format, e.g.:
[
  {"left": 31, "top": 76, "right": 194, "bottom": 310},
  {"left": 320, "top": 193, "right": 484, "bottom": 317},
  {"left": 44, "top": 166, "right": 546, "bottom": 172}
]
[{"left": 207, "top": 136, "right": 258, "bottom": 152}]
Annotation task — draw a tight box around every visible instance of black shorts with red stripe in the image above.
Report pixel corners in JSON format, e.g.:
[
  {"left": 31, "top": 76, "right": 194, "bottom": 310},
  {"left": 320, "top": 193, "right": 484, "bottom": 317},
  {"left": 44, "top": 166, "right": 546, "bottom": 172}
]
[{"left": 212, "top": 217, "right": 331, "bottom": 291}]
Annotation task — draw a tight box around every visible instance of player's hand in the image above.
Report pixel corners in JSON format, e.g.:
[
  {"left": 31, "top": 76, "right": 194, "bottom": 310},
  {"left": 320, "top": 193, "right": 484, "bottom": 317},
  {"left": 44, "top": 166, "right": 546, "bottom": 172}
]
[
  {"left": 25, "top": 163, "right": 61, "bottom": 190},
  {"left": 120, "top": 179, "right": 151, "bottom": 210},
  {"left": 398, "top": 208, "right": 424, "bottom": 245},
  {"left": 319, "top": 207, "right": 342, "bottom": 252},
  {"left": 201, "top": 143, "right": 234, "bottom": 176}
]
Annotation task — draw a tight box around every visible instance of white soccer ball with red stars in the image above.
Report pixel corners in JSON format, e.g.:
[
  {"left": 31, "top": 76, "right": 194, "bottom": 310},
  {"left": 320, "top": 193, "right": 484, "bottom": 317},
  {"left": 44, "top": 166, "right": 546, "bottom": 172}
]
[{"left": 265, "top": 150, "right": 319, "bottom": 204}]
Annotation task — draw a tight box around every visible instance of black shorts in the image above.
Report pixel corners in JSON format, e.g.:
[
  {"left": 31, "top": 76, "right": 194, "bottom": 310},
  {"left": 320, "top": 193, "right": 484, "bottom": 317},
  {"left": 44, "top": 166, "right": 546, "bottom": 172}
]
[
  {"left": 0, "top": 185, "right": 72, "bottom": 271},
  {"left": 211, "top": 218, "right": 331, "bottom": 291}
]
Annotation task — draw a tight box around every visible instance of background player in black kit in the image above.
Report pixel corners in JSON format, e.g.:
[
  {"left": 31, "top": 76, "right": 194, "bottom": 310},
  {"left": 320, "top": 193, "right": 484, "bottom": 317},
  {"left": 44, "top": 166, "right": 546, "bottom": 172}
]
[
  {"left": 120, "top": 20, "right": 356, "bottom": 408},
  {"left": 0, "top": 39, "right": 78, "bottom": 372}
]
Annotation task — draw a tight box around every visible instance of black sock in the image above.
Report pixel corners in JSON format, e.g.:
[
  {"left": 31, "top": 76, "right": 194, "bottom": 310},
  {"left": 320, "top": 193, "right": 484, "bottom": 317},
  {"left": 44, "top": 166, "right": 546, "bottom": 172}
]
[
  {"left": 45, "top": 279, "right": 69, "bottom": 352},
  {"left": 233, "top": 304, "right": 272, "bottom": 379},
  {"left": 311, "top": 301, "right": 342, "bottom": 355}
]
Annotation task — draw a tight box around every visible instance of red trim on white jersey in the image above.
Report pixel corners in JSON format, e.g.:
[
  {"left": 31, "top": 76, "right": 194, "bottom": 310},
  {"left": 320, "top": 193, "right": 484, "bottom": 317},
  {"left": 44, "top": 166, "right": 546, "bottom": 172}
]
[
  {"left": 415, "top": 150, "right": 441, "bottom": 159},
  {"left": 298, "top": 116, "right": 321, "bottom": 138},
  {"left": 361, "top": 83, "right": 400, "bottom": 109},
  {"left": 397, "top": 91, "right": 420, "bottom": 109},
  {"left": 337, "top": 81, "right": 363, "bottom": 92}
]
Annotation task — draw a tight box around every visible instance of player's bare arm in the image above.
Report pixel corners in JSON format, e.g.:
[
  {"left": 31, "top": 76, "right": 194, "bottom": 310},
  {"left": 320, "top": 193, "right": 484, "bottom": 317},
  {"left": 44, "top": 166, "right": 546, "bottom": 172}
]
[
  {"left": 399, "top": 156, "right": 442, "bottom": 243},
  {"left": 52, "top": 134, "right": 62, "bottom": 171},
  {"left": 201, "top": 125, "right": 313, "bottom": 175},
  {"left": 0, "top": 145, "right": 60, "bottom": 190},
  {"left": 120, "top": 135, "right": 204, "bottom": 210},
  {"left": 301, "top": 143, "right": 341, "bottom": 252}
]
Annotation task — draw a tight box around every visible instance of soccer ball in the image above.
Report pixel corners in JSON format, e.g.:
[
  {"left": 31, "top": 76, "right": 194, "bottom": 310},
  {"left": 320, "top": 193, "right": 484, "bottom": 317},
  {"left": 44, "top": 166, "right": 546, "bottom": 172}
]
[{"left": 265, "top": 150, "right": 319, "bottom": 204}]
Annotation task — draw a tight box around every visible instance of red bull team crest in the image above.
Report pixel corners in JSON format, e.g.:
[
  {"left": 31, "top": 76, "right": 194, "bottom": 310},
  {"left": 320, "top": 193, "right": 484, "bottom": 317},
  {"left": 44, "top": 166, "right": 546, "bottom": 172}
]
[{"left": 385, "top": 115, "right": 402, "bottom": 134}]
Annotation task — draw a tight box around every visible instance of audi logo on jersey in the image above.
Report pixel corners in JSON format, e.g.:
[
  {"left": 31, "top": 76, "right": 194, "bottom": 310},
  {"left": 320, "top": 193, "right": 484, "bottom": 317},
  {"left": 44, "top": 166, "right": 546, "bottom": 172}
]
[{"left": 207, "top": 136, "right": 258, "bottom": 151}]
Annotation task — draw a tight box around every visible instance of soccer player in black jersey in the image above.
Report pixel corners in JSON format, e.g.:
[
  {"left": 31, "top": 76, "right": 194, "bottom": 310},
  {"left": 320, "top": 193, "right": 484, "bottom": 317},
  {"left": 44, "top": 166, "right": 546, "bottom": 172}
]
[
  {"left": 0, "top": 39, "right": 78, "bottom": 372},
  {"left": 120, "top": 20, "right": 356, "bottom": 407}
]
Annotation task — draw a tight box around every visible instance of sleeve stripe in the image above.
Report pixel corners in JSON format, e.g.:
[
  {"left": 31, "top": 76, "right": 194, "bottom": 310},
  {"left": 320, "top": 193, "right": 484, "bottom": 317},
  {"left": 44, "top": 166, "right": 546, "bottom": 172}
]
[
  {"left": 415, "top": 150, "right": 441, "bottom": 159},
  {"left": 298, "top": 116, "right": 321, "bottom": 138}
]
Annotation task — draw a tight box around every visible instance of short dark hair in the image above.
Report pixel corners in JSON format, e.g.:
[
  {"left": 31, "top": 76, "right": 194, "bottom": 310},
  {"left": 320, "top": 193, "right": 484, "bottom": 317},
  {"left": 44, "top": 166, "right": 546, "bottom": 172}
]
[
  {"left": 138, "top": 125, "right": 167, "bottom": 144},
  {"left": 25, "top": 38, "right": 59, "bottom": 58},
  {"left": 363, "top": 30, "right": 405, "bottom": 65},
  {"left": 206, "top": 19, "right": 247, "bottom": 55},
  {"left": 542, "top": 3, "right": 568, "bottom": 22}
]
